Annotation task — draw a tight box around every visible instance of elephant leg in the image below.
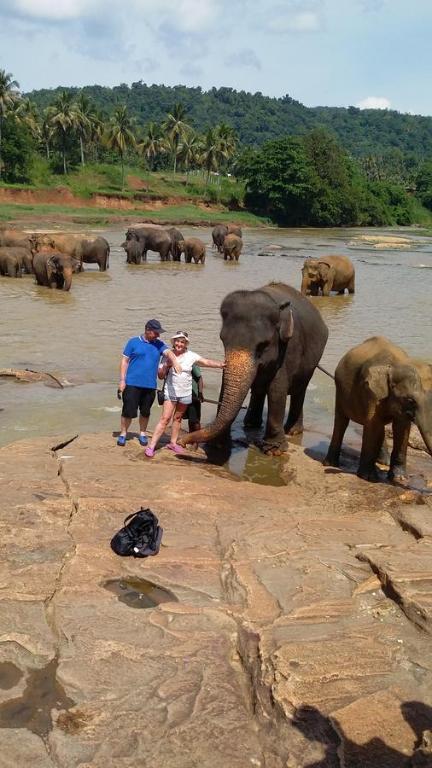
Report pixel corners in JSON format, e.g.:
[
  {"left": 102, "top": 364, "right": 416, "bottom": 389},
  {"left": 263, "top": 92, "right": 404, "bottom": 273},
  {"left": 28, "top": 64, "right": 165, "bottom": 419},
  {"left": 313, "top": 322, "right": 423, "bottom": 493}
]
[
  {"left": 244, "top": 386, "right": 266, "bottom": 429},
  {"left": 284, "top": 378, "right": 310, "bottom": 435},
  {"left": 348, "top": 275, "right": 355, "bottom": 294},
  {"left": 323, "top": 396, "right": 349, "bottom": 467},
  {"left": 338, "top": 289, "right": 345, "bottom": 295},
  {"left": 262, "top": 387, "right": 288, "bottom": 455},
  {"left": 357, "top": 418, "right": 384, "bottom": 482},
  {"left": 377, "top": 435, "right": 391, "bottom": 466},
  {"left": 388, "top": 418, "right": 411, "bottom": 481}
]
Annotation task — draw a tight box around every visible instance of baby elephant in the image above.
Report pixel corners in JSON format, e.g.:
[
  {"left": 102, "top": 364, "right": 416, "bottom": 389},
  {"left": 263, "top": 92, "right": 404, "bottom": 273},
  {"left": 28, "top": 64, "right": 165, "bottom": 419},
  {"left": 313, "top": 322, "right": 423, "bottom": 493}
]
[
  {"left": 324, "top": 336, "right": 432, "bottom": 482},
  {"left": 301, "top": 254, "right": 355, "bottom": 296},
  {"left": 178, "top": 237, "right": 206, "bottom": 264},
  {"left": 122, "top": 239, "right": 143, "bottom": 264},
  {"left": 223, "top": 234, "right": 243, "bottom": 261}
]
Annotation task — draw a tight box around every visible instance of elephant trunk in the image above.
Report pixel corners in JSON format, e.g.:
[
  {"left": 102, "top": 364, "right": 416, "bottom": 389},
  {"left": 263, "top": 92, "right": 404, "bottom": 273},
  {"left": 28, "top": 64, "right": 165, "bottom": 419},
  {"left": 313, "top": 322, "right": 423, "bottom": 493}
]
[
  {"left": 415, "top": 396, "right": 432, "bottom": 457},
  {"left": 62, "top": 268, "right": 72, "bottom": 291},
  {"left": 300, "top": 274, "right": 309, "bottom": 295},
  {"left": 180, "top": 349, "right": 257, "bottom": 445}
]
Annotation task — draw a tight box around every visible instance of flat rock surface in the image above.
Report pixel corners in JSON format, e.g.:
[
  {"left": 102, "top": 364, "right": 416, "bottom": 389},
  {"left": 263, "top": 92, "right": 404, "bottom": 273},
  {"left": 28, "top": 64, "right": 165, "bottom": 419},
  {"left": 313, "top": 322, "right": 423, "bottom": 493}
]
[{"left": 1, "top": 433, "right": 432, "bottom": 767}]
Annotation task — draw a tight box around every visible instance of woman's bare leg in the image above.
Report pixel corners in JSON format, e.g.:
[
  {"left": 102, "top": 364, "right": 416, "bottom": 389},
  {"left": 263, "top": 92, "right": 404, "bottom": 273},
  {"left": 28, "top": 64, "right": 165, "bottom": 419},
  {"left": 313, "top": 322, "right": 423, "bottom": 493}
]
[
  {"left": 148, "top": 401, "right": 176, "bottom": 450},
  {"left": 170, "top": 403, "right": 188, "bottom": 445}
]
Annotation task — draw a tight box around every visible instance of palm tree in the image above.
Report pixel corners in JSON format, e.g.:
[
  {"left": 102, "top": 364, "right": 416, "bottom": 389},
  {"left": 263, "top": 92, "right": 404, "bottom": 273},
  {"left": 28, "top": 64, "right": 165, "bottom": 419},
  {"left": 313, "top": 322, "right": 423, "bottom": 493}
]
[
  {"left": 40, "top": 107, "right": 55, "bottom": 160},
  {"left": 105, "top": 105, "right": 136, "bottom": 189},
  {"left": 51, "top": 91, "right": 77, "bottom": 174},
  {"left": 177, "top": 129, "right": 200, "bottom": 180},
  {"left": 162, "top": 102, "right": 190, "bottom": 174},
  {"left": 13, "top": 97, "right": 40, "bottom": 139},
  {"left": 200, "top": 128, "right": 222, "bottom": 183},
  {"left": 0, "top": 69, "right": 20, "bottom": 180},
  {"left": 74, "top": 92, "right": 95, "bottom": 167},
  {"left": 215, "top": 122, "right": 237, "bottom": 170},
  {"left": 138, "top": 122, "right": 167, "bottom": 171}
]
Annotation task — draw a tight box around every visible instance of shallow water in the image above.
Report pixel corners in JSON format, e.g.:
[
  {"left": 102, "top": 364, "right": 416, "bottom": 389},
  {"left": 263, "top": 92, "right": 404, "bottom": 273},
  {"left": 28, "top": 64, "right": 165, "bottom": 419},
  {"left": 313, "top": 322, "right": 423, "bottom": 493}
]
[{"left": 1, "top": 224, "right": 431, "bottom": 481}]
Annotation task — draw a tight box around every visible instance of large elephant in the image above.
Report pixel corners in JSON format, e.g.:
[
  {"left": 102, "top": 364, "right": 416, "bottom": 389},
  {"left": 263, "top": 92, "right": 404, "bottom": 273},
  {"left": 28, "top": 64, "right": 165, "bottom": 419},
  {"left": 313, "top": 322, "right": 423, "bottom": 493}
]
[
  {"left": 227, "top": 223, "right": 242, "bottom": 238},
  {"left": 180, "top": 283, "right": 328, "bottom": 454},
  {"left": 125, "top": 226, "right": 171, "bottom": 261},
  {"left": 166, "top": 227, "right": 184, "bottom": 261},
  {"left": 301, "top": 255, "right": 355, "bottom": 296},
  {"left": 12, "top": 246, "right": 33, "bottom": 274},
  {"left": 33, "top": 251, "right": 75, "bottom": 291},
  {"left": 178, "top": 237, "right": 206, "bottom": 264},
  {"left": 0, "top": 229, "right": 38, "bottom": 253},
  {"left": 0, "top": 247, "right": 21, "bottom": 277},
  {"left": 79, "top": 237, "right": 110, "bottom": 271},
  {"left": 223, "top": 234, "right": 243, "bottom": 261},
  {"left": 324, "top": 336, "right": 432, "bottom": 481}
]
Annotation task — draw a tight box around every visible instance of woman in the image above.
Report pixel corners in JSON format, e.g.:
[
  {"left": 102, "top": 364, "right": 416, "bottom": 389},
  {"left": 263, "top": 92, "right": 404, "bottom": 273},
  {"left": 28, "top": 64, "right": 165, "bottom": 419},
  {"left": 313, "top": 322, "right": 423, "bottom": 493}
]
[{"left": 145, "top": 331, "right": 224, "bottom": 457}]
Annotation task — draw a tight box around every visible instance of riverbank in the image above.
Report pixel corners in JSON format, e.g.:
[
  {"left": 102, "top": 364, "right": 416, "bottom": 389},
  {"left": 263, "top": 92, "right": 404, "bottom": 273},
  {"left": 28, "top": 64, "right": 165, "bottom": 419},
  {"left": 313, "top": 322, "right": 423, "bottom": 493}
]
[
  {"left": 1, "top": 431, "right": 431, "bottom": 766},
  {"left": 0, "top": 166, "right": 268, "bottom": 228}
]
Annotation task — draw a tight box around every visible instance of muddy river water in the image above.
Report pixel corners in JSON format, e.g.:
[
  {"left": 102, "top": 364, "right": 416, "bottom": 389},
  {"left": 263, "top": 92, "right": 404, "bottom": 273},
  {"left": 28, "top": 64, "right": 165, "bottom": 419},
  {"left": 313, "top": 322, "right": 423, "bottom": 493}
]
[{"left": 1, "top": 224, "right": 431, "bottom": 481}]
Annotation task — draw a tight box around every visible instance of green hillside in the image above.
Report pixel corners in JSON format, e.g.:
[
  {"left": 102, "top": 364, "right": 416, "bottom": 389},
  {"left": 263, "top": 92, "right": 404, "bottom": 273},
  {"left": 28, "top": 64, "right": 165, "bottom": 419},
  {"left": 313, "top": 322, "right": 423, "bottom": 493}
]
[{"left": 27, "top": 82, "right": 432, "bottom": 158}]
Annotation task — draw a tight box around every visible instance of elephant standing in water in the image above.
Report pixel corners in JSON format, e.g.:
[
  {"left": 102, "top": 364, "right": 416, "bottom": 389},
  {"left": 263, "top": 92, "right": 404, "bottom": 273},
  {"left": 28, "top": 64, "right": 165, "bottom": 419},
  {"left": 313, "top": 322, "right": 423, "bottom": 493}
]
[
  {"left": 33, "top": 252, "right": 76, "bottom": 290},
  {"left": 125, "top": 226, "right": 171, "bottom": 261},
  {"left": 324, "top": 336, "right": 432, "bottom": 481},
  {"left": 223, "top": 234, "right": 243, "bottom": 261},
  {"left": 166, "top": 227, "right": 184, "bottom": 261},
  {"left": 301, "top": 255, "right": 355, "bottom": 296},
  {"left": 181, "top": 282, "right": 328, "bottom": 454},
  {"left": 0, "top": 247, "right": 22, "bottom": 277},
  {"left": 178, "top": 237, "right": 206, "bottom": 264},
  {"left": 212, "top": 223, "right": 243, "bottom": 253}
]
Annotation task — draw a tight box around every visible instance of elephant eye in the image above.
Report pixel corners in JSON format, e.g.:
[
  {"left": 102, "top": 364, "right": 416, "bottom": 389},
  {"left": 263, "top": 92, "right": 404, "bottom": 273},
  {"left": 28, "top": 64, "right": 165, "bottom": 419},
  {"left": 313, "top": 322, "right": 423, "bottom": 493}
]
[{"left": 256, "top": 341, "right": 269, "bottom": 357}]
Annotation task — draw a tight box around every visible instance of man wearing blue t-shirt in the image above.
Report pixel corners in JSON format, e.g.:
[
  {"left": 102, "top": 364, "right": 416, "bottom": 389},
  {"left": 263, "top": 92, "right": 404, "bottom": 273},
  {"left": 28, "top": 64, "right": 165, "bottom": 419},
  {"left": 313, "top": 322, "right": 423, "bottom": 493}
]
[{"left": 117, "top": 319, "right": 180, "bottom": 446}]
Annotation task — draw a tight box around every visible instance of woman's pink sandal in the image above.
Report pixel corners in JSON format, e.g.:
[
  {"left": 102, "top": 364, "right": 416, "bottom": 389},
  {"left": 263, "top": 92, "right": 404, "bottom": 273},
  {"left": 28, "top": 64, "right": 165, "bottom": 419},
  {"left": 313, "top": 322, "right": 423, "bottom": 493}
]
[
  {"left": 166, "top": 443, "right": 185, "bottom": 454},
  {"left": 145, "top": 447, "right": 155, "bottom": 458}
]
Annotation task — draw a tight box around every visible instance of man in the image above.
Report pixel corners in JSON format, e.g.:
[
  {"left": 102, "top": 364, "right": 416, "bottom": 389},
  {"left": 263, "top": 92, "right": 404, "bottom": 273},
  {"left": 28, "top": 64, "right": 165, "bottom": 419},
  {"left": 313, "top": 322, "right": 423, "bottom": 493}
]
[{"left": 117, "top": 319, "right": 181, "bottom": 446}]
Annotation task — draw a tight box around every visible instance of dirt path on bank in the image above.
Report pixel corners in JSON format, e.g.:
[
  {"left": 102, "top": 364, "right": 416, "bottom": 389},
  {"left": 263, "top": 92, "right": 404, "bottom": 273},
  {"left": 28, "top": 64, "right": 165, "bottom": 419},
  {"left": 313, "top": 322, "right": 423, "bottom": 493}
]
[{"left": 1, "top": 433, "right": 431, "bottom": 767}]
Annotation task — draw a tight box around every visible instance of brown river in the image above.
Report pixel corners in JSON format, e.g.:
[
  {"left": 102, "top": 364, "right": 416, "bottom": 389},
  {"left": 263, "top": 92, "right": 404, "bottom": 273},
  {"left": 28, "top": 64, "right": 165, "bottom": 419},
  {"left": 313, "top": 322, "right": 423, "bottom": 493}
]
[{"left": 1, "top": 224, "right": 431, "bottom": 482}]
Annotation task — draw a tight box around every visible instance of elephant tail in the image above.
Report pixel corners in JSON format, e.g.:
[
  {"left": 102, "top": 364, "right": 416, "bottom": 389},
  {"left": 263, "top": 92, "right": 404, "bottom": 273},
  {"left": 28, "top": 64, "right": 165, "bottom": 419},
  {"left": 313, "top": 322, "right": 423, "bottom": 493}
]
[{"left": 317, "top": 363, "right": 335, "bottom": 380}]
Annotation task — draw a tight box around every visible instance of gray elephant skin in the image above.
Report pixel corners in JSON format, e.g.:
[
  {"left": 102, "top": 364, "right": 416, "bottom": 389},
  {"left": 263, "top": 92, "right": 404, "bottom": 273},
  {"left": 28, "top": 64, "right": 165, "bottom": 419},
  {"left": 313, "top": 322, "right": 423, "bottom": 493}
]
[
  {"left": 0, "top": 247, "right": 22, "bottom": 277},
  {"left": 223, "top": 234, "right": 243, "bottom": 261},
  {"left": 212, "top": 223, "right": 243, "bottom": 253},
  {"left": 181, "top": 282, "right": 328, "bottom": 454},
  {"left": 166, "top": 227, "right": 184, "bottom": 261},
  {"left": 301, "top": 255, "right": 355, "bottom": 296},
  {"left": 79, "top": 237, "right": 110, "bottom": 270},
  {"left": 178, "top": 237, "right": 206, "bottom": 264},
  {"left": 122, "top": 239, "right": 143, "bottom": 264},
  {"left": 33, "top": 251, "right": 75, "bottom": 291},
  {"left": 324, "top": 336, "right": 432, "bottom": 481},
  {"left": 125, "top": 226, "right": 171, "bottom": 261}
]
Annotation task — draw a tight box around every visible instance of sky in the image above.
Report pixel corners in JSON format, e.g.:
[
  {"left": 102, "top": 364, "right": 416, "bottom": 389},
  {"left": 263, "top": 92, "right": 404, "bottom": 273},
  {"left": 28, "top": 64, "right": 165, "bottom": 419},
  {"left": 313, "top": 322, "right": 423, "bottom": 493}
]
[{"left": 0, "top": 0, "right": 431, "bottom": 115}]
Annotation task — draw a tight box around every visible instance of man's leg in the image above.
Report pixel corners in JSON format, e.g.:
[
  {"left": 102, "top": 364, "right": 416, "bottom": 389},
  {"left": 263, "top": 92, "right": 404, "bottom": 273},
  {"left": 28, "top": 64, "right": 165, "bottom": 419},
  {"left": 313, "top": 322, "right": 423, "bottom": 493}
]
[
  {"left": 138, "top": 388, "right": 156, "bottom": 445},
  {"left": 118, "top": 386, "right": 138, "bottom": 444},
  {"left": 120, "top": 416, "right": 132, "bottom": 437}
]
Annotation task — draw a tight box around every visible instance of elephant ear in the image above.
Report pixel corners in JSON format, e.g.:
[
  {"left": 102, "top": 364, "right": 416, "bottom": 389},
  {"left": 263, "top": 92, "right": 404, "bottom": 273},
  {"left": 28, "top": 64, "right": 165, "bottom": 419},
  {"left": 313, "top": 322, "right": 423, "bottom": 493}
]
[
  {"left": 279, "top": 301, "right": 294, "bottom": 342},
  {"left": 364, "top": 365, "right": 391, "bottom": 401}
]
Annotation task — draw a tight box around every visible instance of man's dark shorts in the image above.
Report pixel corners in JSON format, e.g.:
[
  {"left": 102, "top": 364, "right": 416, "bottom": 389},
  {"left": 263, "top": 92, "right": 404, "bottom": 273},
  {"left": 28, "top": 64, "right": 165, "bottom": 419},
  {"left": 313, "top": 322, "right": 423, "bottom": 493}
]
[{"left": 122, "top": 386, "right": 155, "bottom": 419}]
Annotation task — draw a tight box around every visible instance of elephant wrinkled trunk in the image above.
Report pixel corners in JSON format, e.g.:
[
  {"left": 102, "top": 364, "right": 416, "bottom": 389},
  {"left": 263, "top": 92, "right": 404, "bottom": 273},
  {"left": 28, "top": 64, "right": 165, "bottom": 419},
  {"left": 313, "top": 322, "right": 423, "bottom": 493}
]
[
  {"left": 62, "top": 269, "right": 72, "bottom": 291},
  {"left": 180, "top": 349, "right": 256, "bottom": 446},
  {"left": 415, "top": 398, "right": 432, "bottom": 458}
]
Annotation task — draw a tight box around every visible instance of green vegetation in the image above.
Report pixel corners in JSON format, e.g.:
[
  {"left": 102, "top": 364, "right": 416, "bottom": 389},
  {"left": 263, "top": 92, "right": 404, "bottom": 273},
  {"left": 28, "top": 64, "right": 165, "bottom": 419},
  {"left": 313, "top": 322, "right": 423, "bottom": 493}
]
[{"left": 1, "top": 68, "right": 432, "bottom": 228}]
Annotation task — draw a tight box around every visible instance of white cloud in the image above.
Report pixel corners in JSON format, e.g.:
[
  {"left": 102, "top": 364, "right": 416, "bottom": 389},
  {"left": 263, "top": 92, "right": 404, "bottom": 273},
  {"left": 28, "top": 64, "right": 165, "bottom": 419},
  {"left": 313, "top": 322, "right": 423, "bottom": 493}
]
[
  {"left": 267, "top": 10, "right": 321, "bottom": 32},
  {"left": 357, "top": 96, "right": 391, "bottom": 109},
  {"left": 225, "top": 48, "right": 261, "bottom": 70},
  {"left": 14, "top": 0, "right": 98, "bottom": 20}
]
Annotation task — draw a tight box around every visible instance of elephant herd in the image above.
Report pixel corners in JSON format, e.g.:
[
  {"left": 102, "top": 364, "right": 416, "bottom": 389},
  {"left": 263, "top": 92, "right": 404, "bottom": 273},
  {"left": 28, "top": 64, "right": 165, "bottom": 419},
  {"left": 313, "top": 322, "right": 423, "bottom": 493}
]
[
  {"left": 0, "top": 228, "right": 110, "bottom": 291},
  {"left": 121, "top": 222, "right": 244, "bottom": 265}
]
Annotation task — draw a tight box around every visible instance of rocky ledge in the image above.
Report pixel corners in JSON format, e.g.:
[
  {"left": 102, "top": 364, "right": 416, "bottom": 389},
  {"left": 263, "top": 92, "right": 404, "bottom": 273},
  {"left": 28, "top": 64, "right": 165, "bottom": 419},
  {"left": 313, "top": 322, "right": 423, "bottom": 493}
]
[{"left": 0, "top": 434, "right": 431, "bottom": 767}]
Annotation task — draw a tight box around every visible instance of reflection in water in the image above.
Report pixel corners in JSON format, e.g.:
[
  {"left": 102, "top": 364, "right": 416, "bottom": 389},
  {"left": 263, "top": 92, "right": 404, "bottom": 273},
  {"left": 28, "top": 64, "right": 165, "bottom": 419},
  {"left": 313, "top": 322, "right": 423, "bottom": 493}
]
[
  {"left": 1, "top": 225, "right": 431, "bottom": 457},
  {"left": 103, "top": 578, "right": 178, "bottom": 609}
]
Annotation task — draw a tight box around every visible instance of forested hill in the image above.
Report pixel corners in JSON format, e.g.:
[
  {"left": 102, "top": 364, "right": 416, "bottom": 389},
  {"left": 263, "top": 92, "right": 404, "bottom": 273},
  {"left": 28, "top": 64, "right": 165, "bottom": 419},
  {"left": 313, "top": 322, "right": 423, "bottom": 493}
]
[{"left": 26, "top": 82, "right": 432, "bottom": 159}]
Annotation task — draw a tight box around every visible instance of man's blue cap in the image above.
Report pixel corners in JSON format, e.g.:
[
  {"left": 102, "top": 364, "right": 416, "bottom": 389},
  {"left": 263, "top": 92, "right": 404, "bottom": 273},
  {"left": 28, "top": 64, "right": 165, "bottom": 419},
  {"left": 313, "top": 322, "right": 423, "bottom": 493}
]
[{"left": 145, "top": 319, "right": 165, "bottom": 333}]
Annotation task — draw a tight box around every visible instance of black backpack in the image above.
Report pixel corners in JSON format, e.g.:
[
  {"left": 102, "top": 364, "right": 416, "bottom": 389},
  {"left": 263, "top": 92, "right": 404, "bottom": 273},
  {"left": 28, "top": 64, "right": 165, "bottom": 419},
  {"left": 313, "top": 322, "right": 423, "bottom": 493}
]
[{"left": 110, "top": 508, "right": 163, "bottom": 557}]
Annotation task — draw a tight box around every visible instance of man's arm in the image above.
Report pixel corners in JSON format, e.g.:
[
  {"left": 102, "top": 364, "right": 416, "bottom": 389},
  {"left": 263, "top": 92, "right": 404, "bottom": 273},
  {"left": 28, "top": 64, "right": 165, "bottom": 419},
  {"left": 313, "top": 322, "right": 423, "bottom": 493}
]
[{"left": 119, "top": 355, "right": 129, "bottom": 392}]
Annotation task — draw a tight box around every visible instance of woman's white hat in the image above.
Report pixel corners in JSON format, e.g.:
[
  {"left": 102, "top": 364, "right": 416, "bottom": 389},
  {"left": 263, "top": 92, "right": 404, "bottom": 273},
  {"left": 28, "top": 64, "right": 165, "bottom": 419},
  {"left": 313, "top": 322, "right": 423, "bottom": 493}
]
[{"left": 171, "top": 331, "right": 189, "bottom": 341}]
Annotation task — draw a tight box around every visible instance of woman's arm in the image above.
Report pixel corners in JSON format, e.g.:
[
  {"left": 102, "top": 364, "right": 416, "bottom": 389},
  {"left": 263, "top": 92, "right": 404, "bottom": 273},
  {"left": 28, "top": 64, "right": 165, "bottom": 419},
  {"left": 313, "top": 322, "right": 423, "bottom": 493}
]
[
  {"left": 163, "top": 349, "right": 182, "bottom": 374},
  {"left": 196, "top": 357, "right": 225, "bottom": 369},
  {"left": 119, "top": 355, "right": 129, "bottom": 392},
  {"left": 158, "top": 360, "right": 170, "bottom": 379}
]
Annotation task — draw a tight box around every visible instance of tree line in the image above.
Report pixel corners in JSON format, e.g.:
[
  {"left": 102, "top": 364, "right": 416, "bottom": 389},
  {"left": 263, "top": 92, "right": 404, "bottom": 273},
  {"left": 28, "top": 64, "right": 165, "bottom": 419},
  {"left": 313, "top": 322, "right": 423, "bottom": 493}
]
[
  {"left": 2, "top": 68, "right": 432, "bottom": 227},
  {"left": 0, "top": 70, "right": 237, "bottom": 188}
]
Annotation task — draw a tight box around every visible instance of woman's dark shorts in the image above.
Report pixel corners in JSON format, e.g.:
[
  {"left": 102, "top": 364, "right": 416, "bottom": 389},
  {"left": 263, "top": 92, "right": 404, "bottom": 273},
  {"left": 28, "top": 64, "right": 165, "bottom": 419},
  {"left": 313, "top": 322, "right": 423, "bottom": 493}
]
[{"left": 122, "top": 386, "right": 156, "bottom": 418}]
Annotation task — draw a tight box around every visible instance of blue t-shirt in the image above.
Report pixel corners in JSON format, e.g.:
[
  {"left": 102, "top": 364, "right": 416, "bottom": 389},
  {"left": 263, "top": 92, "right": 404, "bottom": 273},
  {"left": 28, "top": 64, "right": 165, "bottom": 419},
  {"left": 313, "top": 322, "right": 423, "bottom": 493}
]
[{"left": 123, "top": 336, "right": 168, "bottom": 388}]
